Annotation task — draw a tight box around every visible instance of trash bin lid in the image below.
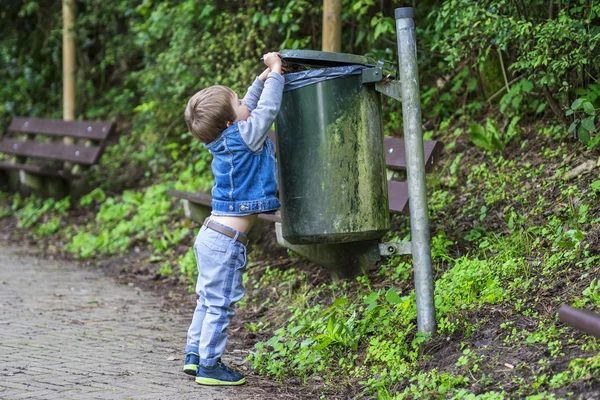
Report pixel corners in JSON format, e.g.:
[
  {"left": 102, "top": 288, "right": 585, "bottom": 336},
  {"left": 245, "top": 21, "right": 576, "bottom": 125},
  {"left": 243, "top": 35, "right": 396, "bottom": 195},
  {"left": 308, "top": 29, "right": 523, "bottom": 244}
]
[{"left": 280, "top": 49, "right": 377, "bottom": 68}]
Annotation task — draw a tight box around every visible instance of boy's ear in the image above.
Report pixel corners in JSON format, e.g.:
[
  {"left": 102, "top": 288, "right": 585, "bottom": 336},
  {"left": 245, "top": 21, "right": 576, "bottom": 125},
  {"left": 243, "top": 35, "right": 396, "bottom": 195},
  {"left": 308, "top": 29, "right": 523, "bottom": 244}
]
[{"left": 226, "top": 121, "right": 232, "bottom": 128}]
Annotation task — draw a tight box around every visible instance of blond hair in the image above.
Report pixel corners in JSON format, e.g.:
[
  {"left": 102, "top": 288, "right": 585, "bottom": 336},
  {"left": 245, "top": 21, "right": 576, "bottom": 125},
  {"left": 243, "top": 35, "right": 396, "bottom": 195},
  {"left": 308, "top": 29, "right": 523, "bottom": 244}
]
[{"left": 184, "top": 85, "right": 236, "bottom": 143}]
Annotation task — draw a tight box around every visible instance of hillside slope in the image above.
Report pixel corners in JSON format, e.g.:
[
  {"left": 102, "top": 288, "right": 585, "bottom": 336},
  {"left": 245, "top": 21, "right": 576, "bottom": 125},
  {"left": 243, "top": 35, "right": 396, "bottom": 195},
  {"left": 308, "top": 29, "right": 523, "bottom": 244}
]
[{"left": 1, "top": 121, "right": 599, "bottom": 399}]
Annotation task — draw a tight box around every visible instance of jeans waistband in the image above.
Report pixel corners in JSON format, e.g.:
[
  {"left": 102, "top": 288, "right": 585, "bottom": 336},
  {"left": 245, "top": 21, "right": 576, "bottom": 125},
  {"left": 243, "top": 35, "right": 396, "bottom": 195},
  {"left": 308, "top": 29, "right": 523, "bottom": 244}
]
[{"left": 203, "top": 218, "right": 248, "bottom": 246}]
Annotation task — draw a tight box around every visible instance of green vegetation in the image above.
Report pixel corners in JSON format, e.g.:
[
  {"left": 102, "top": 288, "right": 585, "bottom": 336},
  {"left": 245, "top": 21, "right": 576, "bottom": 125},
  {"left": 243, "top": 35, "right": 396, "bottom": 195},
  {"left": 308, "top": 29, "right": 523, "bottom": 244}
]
[
  {"left": 244, "top": 138, "right": 600, "bottom": 398},
  {"left": 1, "top": 0, "right": 599, "bottom": 398}
]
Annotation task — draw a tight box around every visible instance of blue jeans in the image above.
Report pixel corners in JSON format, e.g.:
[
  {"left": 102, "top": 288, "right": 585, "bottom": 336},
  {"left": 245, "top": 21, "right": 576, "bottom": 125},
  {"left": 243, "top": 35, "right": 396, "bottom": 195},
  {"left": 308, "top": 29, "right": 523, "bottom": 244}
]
[{"left": 185, "top": 220, "right": 247, "bottom": 366}]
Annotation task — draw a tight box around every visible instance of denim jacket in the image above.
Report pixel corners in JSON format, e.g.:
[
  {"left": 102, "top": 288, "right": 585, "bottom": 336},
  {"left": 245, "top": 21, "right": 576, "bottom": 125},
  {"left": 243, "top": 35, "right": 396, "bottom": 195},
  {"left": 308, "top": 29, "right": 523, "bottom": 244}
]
[{"left": 205, "top": 72, "right": 285, "bottom": 216}]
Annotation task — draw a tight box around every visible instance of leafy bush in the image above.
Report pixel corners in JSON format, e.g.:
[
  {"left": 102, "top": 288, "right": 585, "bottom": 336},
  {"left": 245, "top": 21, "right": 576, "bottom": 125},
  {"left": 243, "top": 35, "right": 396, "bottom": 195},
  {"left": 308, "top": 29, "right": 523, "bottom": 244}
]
[
  {"left": 429, "top": 0, "right": 600, "bottom": 135},
  {"left": 566, "top": 83, "right": 600, "bottom": 147}
]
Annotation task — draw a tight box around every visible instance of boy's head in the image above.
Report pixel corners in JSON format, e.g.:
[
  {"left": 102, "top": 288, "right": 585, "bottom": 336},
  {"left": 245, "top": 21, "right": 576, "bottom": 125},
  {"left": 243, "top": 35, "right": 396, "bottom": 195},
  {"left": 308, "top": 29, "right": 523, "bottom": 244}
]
[{"left": 184, "top": 85, "right": 250, "bottom": 143}]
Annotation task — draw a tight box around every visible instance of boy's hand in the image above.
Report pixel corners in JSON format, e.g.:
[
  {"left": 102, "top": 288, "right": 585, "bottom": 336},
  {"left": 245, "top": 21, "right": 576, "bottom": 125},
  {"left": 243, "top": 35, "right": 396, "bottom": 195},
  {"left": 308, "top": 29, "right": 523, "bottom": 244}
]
[
  {"left": 263, "top": 52, "right": 282, "bottom": 75},
  {"left": 258, "top": 67, "right": 270, "bottom": 81}
]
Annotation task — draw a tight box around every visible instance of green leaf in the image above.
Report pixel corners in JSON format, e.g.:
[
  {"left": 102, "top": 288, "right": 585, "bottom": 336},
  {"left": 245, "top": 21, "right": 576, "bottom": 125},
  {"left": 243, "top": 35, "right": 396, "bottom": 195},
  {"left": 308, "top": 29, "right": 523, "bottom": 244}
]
[
  {"left": 522, "top": 80, "right": 534, "bottom": 92},
  {"left": 364, "top": 291, "right": 379, "bottom": 306},
  {"left": 583, "top": 102, "right": 596, "bottom": 116},
  {"left": 536, "top": 103, "right": 547, "bottom": 114},
  {"left": 581, "top": 116, "right": 596, "bottom": 132},
  {"left": 591, "top": 180, "right": 600, "bottom": 192},
  {"left": 313, "top": 335, "right": 332, "bottom": 351},
  {"left": 511, "top": 95, "right": 523, "bottom": 109},
  {"left": 374, "top": 23, "right": 384, "bottom": 40},
  {"left": 571, "top": 98, "right": 585, "bottom": 109},
  {"left": 385, "top": 288, "right": 402, "bottom": 305},
  {"left": 486, "top": 119, "right": 504, "bottom": 151},
  {"left": 578, "top": 126, "right": 591, "bottom": 144},
  {"left": 588, "top": 134, "right": 600, "bottom": 149},
  {"left": 333, "top": 297, "right": 348, "bottom": 307},
  {"left": 469, "top": 122, "right": 492, "bottom": 152},
  {"left": 568, "top": 120, "right": 579, "bottom": 133}
]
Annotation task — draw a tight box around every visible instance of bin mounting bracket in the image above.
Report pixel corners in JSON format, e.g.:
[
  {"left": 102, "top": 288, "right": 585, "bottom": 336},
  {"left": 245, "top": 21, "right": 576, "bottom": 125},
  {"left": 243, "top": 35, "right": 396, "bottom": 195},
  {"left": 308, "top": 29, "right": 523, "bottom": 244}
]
[
  {"left": 379, "top": 241, "right": 412, "bottom": 256},
  {"left": 361, "top": 60, "right": 385, "bottom": 83}
]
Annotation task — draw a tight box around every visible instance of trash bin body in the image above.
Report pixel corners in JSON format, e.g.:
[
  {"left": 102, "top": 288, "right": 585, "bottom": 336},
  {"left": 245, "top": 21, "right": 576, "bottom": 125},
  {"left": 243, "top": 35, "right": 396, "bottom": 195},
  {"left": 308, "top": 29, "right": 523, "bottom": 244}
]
[{"left": 275, "top": 58, "right": 390, "bottom": 245}]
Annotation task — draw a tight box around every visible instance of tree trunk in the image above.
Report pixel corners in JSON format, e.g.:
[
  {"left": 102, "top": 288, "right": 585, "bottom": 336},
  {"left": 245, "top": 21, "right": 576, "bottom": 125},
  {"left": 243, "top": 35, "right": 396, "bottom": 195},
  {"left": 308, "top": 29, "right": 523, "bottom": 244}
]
[{"left": 543, "top": 86, "right": 568, "bottom": 124}]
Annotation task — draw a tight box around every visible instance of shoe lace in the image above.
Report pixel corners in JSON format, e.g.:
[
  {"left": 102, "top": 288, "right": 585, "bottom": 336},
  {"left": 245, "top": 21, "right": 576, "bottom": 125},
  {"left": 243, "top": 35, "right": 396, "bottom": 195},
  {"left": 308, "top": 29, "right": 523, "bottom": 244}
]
[{"left": 216, "top": 359, "right": 234, "bottom": 373}]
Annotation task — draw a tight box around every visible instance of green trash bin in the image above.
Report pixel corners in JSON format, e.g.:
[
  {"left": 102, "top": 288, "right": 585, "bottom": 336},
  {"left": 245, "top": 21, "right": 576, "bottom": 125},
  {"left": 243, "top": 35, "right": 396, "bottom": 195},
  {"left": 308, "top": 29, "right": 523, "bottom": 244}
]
[{"left": 275, "top": 50, "right": 390, "bottom": 245}]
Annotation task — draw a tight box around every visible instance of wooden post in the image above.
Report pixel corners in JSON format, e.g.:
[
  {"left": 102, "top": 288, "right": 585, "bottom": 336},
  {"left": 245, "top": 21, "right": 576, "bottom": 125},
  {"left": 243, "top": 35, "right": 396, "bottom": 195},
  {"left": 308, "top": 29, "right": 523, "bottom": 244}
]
[
  {"left": 322, "top": 0, "right": 342, "bottom": 52},
  {"left": 61, "top": 0, "right": 76, "bottom": 194},
  {"left": 63, "top": 0, "right": 76, "bottom": 122}
]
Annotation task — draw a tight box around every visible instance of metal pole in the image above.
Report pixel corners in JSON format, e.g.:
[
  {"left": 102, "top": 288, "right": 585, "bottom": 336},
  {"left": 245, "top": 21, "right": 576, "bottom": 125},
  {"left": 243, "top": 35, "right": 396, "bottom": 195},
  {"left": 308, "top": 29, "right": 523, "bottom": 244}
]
[{"left": 395, "top": 7, "right": 436, "bottom": 337}]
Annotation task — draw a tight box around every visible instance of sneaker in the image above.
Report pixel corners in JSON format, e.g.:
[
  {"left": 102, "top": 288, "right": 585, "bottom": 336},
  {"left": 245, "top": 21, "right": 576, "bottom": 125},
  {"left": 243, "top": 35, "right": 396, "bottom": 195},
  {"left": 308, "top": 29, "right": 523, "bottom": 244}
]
[
  {"left": 183, "top": 352, "right": 199, "bottom": 376},
  {"left": 195, "top": 359, "right": 246, "bottom": 386}
]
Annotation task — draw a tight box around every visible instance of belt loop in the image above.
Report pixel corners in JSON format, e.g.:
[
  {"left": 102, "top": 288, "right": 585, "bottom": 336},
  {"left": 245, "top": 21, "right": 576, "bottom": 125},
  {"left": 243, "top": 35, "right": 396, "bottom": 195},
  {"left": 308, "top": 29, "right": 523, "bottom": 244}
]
[{"left": 232, "top": 231, "right": 240, "bottom": 242}]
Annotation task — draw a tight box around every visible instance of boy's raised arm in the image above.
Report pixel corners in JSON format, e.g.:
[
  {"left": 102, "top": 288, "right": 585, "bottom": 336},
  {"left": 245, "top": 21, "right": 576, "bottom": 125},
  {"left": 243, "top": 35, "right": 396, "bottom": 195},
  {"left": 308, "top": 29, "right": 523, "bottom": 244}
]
[
  {"left": 239, "top": 53, "right": 284, "bottom": 152},
  {"left": 242, "top": 68, "right": 270, "bottom": 111}
]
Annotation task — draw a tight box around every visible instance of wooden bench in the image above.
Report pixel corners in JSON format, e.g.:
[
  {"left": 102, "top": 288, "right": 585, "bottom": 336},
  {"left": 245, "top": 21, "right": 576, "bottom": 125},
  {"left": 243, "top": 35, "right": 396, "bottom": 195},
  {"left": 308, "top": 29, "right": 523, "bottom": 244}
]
[{"left": 0, "top": 117, "right": 115, "bottom": 198}]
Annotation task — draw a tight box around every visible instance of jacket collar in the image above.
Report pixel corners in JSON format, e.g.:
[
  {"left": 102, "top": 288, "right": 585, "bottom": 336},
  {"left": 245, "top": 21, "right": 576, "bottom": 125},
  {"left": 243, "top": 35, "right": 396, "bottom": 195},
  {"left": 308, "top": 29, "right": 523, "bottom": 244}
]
[{"left": 204, "top": 122, "right": 240, "bottom": 149}]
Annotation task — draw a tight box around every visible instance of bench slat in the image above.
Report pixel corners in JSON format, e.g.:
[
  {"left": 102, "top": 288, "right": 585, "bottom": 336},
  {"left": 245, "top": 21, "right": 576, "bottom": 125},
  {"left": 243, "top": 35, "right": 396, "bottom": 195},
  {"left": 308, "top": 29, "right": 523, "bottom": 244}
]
[
  {"left": 168, "top": 189, "right": 212, "bottom": 206},
  {"left": 170, "top": 179, "right": 409, "bottom": 220},
  {"left": 8, "top": 117, "right": 114, "bottom": 141},
  {"left": 168, "top": 190, "right": 283, "bottom": 223},
  {"left": 0, "top": 139, "right": 102, "bottom": 165},
  {"left": 384, "top": 137, "right": 444, "bottom": 173},
  {"left": 0, "top": 161, "right": 68, "bottom": 178},
  {"left": 269, "top": 131, "right": 442, "bottom": 173},
  {"left": 259, "top": 212, "right": 282, "bottom": 223}
]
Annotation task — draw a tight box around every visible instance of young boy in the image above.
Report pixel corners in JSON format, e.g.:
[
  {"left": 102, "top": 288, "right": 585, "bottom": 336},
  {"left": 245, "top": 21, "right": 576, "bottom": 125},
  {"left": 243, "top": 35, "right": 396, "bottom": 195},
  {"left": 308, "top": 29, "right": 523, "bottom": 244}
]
[{"left": 182, "top": 52, "right": 284, "bottom": 386}]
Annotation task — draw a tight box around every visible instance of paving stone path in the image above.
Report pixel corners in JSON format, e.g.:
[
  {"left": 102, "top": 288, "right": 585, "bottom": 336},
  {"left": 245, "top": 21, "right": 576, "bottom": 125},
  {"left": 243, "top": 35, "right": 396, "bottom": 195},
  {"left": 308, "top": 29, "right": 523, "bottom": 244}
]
[{"left": 0, "top": 245, "right": 275, "bottom": 400}]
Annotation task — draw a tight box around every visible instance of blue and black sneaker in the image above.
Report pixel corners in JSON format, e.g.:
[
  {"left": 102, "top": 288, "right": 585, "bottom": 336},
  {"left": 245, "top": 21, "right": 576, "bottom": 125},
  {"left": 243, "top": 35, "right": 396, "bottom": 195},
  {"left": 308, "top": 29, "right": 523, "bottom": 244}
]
[
  {"left": 196, "top": 359, "right": 246, "bottom": 386},
  {"left": 183, "top": 352, "right": 199, "bottom": 376}
]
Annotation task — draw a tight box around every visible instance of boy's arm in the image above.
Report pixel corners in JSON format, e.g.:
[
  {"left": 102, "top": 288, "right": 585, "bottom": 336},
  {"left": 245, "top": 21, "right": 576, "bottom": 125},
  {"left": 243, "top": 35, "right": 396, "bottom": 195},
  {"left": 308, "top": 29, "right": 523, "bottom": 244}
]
[
  {"left": 242, "top": 68, "right": 270, "bottom": 111},
  {"left": 242, "top": 79, "right": 264, "bottom": 112},
  {"left": 238, "top": 72, "right": 285, "bottom": 152}
]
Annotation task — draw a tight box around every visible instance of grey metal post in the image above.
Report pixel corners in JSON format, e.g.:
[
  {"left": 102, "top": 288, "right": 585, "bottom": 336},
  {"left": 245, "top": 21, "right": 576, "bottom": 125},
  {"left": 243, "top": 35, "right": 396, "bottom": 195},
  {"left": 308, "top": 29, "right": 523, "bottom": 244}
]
[{"left": 395, "top": 7, "right": 436, "bottom": 337}]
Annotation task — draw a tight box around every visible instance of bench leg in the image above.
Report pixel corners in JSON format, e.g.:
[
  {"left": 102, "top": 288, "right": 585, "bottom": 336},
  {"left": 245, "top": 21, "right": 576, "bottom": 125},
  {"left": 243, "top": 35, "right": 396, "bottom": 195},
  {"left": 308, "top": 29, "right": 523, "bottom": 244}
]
[
  {"left": 247, "top": 219, "right": 272, "bottom": 244},
  {"left": 181, "top": 199, "right": 211, "bottom": 223},
  {"left": 1, "top": 170, "right": 16, "bottom": 191},
  {"left": 69, "top": 177, "right": 89, "bottom": 201},
  {"left": 19, "top": 171, "right": 69, "bottom": 199},
  {"left": 19, "top": 170, "right": 44, "bottom": 193},
  {"left": 46, "top": 178, "right": 69, "bottom": 199},
  {"left": 275, "top": 223, "right": 381, "bottom": 280}
]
